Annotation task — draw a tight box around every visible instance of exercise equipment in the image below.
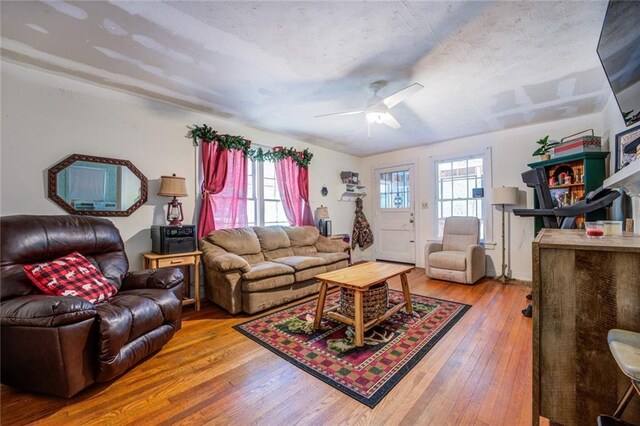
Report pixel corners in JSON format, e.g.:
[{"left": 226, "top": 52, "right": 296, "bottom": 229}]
[
  {"left": 514, "top": 167, "right": 621, "bottom": 318},
  {"left": 513, "top": 167, "right": 620, "bottom": 228}
]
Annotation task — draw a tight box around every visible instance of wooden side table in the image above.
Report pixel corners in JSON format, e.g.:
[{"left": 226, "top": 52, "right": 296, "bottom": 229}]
[{"left": 141, "top": 251, "right": 202, "bottom": 311}]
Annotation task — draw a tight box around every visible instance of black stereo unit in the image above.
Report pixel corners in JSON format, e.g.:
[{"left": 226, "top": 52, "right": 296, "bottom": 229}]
[{"left": 151, "top": 225, "right": 197, "bottom": 254}]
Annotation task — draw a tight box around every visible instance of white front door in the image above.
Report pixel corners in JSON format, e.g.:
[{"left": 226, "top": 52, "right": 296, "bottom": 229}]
[{"left": 374, "top": 164, "right": 416, "bottom": 264}]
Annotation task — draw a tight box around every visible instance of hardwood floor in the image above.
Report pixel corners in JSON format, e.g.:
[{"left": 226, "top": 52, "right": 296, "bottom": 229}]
[{"left": 1, "top": 269, "right": 532, "bottom": 425}]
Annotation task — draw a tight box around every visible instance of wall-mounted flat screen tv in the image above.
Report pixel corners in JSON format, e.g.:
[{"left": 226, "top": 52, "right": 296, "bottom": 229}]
[{"left": 596, "top": 0, "right": 640, "bottom": 127}]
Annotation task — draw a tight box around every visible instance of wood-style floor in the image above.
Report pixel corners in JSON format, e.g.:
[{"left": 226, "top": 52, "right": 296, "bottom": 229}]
[{"left": 1, "top": 269, "right": 532, "bottom": 425}]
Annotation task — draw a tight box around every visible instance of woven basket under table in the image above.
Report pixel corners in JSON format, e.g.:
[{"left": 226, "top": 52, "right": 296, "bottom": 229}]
[{"left": 339, "top": 281, "right": 389, "bottom": 323}]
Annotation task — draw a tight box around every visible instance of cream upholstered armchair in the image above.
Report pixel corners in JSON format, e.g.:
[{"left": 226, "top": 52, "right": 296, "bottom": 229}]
[{"left": 425, "top": 216, "right": 485, "bottom": 284}]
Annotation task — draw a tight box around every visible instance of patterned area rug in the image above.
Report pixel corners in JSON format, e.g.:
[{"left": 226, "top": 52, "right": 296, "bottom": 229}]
[{"left": 234, "top": 289, "right": 471, "bottom": 407}]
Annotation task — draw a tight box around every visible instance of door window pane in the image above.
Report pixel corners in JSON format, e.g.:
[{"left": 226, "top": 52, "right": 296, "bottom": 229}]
[{"left": 379, "top": 169, "right": 410, "bottom": 209}]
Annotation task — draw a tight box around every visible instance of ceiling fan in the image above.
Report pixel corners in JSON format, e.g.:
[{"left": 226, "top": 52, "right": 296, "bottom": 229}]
[{"left": 315, "top": 80, "right": 424, "bottom": 135}]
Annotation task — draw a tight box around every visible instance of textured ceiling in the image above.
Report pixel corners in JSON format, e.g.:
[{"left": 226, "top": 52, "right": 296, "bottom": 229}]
[{"left": 1, "top": 1, "right": 611, "bottom": 156}]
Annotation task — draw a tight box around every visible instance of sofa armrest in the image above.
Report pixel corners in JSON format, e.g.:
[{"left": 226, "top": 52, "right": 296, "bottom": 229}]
[
  {"left": 0, "top": 295, "right": 96, "bottom": 327},
  {"left": 315, "top": 235, "right": 349, "bottom": 253},
  {"left": 208, "top": 253, "right": 251, "bottom": 273},
  {"left": 425, "top": 241, "right": 442, "bottom": 255},
  {"left": 201, "top": 240, "right": 251, "bottom": 273},
  {"left": 466, "top": 244, "right": 486, "bottom": 284},
  {"left": 424, "top": 241, "right": 443, "bottom": 276},
  {"left": 121, "top": 268, "right": 184, "bottom": 291}
]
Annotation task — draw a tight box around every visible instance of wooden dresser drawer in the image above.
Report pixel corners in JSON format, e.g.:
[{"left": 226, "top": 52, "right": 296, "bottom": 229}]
[{"left": 157, "top": 255, "right": 195, "bottom": 268}]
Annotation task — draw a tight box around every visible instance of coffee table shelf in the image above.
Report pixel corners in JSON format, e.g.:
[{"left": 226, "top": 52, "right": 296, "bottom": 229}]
[
  {"left": 324, "top": 300, "right": 408, "bottom": 331},
  {"left": 313, "top": 262, "right": 414, "bottom": 347}
]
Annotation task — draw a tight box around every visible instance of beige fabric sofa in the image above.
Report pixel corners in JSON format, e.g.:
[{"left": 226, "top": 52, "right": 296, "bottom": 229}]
[
  {"left": 425, "top": 216, "right": 485, "bottom": 284},
  {"left": 201, "top": 225, "right": 349, "bottom": 314}
]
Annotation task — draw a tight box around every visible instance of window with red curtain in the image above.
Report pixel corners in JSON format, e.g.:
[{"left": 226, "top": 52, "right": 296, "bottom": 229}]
[{"left": 199, "top": 142, "right": 309, "bottom": 234}]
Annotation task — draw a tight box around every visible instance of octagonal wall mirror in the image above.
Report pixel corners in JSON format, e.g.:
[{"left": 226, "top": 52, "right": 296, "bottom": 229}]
[{"left": 48, "top": 154, "right": 148, "bottom": 216}]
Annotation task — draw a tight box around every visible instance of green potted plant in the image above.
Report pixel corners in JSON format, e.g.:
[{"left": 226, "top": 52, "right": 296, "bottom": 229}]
[{"left": 532, "top": 135, "right": 558, "bottom": 161}]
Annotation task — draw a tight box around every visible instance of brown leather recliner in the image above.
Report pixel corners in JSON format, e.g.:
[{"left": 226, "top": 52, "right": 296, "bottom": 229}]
[{"left": 0, "top": 215, "right": 184, "bottom": 397}]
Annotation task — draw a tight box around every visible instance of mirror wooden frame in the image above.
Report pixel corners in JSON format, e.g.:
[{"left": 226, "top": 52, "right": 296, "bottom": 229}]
[{"left": 48, "top": 153, "right": 148, "bottom": 217}]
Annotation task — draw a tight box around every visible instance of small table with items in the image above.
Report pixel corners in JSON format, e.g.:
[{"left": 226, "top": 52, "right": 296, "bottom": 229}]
[
  {"left": 313, "top": 261, "right": 414, "bottom": 347},
  {"left": 141, "top": 250, "right": 202, "bottom": 311}
]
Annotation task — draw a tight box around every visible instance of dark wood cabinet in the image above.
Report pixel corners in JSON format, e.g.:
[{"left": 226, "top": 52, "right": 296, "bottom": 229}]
[{"left": 528, "top": 152, "right": 609, "bottom": 235}]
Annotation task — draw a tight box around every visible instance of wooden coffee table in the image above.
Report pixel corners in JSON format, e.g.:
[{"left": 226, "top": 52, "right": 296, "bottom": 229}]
[{"left": 313, "top": 261, "right": 414, "bottom": 347}]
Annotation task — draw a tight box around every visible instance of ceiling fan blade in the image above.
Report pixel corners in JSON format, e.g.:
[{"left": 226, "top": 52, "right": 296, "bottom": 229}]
[
  {"left": 382, "top": 83, "right": 424, "bottom": 109},
  {"left": 382, "top": 113, "right": 401, "bottom": 129},
  {"left": 314, "top": 110, "right": 364, "bottom": 118}
]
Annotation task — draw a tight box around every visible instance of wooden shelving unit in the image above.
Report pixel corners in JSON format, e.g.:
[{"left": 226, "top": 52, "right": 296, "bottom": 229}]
[
  {"left": 549, "top": 183, "right": 584, "bottom": 189},
  {"left": 528, "top": 151, "right": 609, "bottom": 235}
]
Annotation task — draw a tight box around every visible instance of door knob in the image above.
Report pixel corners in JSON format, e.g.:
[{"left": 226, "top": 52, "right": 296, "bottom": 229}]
[{"left": 409, "top": 218, "right": 414, "bottom": 223}]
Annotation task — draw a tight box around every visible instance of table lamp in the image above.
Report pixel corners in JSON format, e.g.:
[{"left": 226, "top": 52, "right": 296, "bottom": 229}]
[
  {"left": 492, "top": 186, "right": 519, "bottom": 283},
  {"left": 158, "top": 174, "right": 188, "bottom": 225}
]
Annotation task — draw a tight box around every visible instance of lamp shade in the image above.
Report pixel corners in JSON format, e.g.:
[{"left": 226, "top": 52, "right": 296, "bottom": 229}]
[
  {"left": 315, "top": 206, "right": 330, "bottom": 220},
  {"left": 158, "top": 174, "right": 188, "bottom": 197},
  {"left": 492, "top": 186, "right": 519, "bottom": 205}
]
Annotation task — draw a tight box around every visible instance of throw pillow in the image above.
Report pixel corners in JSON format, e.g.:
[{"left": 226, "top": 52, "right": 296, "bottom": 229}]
[{"left": 23, "top": 252, "right": 117, "bottom": 303}]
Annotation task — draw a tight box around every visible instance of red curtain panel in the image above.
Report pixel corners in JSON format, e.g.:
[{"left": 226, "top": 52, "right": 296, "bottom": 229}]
[
  {"left": 275, "top": 156, "right": 304, "bottom": 225},
  {"left": 197, "top": 141, "right": 228, "bottom": 240},
  {"left": 298, "top": 166, "right": 314, "bottom": 226},
  {"left": 213, "top": 149, "right": 248, "bottom": 230}
]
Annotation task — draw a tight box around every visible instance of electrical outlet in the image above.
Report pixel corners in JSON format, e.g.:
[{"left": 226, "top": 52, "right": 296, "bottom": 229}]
[{"left": 421, "top": 201, "right": 428, "bottom": 209}]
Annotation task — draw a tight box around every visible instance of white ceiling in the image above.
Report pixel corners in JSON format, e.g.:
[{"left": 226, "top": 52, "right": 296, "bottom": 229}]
[{"left": 1, "top": 1, "right": 611, "bottom": 156}]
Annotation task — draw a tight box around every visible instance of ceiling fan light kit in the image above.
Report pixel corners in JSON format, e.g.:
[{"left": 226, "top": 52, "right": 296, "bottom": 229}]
[
  {"left": 315, "top": 81, "right": 424, "bottom": 133},
  {"left": 366, "top": 112, "right": 388, "bottom": 124}
]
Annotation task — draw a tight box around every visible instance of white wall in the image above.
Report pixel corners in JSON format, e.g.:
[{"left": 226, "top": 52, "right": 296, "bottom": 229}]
[
  {"left": 359, "top": 114, "right": 604, "bottom": 281},
  {"left": 0, "top": 61, "right": 360, "bottom": 269},
  {"left": 601, "top": 93, "right": 640, "bottom": 231}
]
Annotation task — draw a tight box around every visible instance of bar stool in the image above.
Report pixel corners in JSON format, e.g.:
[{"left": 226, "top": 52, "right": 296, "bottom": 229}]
[{"left": 597, "top": 329, "right": 640, "bottom": 426}]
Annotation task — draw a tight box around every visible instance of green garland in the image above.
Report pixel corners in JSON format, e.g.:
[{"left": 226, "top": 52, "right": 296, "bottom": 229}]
[{"left": 187, "top": 124, "right": 313, "bottom": 168}]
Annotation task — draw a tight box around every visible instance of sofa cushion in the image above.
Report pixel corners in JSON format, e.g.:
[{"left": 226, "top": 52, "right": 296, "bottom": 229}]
[
  {"left": 240, "top": 252, "right": 265, "bottom": 265},
  {"left": 263, "top": 247, "right": 295, "bottom": 261},
  {"left": 442, "top": 217, "right": 480, "bottom": 252},
  {"left": 428, "top": 251, "right": 467, "bottom": 271},
  {"left": 95, "top": 289, "right": 179, "bottom": 355},
  {"left": 253, "top": 226, "right": 291, "bottom": 251},
  {"left": 313, "top": 252, "right": 349, "bottom": 264},
  {"left": 274, "top": 256, "right": 326, "bottom": 271},
  {"left": 292, "top": 246, "right": 318, "bottom": 256},
  {"left": 94, "top": 289, "right": 180, "bottom": 382},
  {"left": 207, "top": 227, "right": 261, "bottom": 255},
  {"left": 283, "top": 226, "right": 319, "bottom": 247},
  {"left": 241, "top": 274, "right": 295, "bottom": 292},
  {"left": 294, "top": 265, "right": 327, "bottom": 282},
  {"left": 23, "top": 252, "right": 117, "bottom": 304},
  {"left": 242, "top": 261, "right": 295, "bottom": 280},
  {"left": 325, "top": 260, "right": 349, "bottom": 272},
  {"left": 243, "top": 280, "right": 322, "bottom": 314}
]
